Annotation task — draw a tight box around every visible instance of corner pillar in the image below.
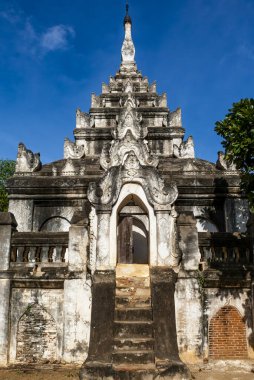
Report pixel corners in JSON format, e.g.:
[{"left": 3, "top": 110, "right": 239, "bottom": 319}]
[
  {"left": 150, "top": 267, "right": 190, "bottom": 377},
  {"left": 63, "top": 277, "right": 92, "bottom": 363},
  {"left": 177, "top": 212, "right": 200, "bottom": 270},
  {"left": 80, "top": 270, "right": 116, "bottom": 378},
  {"left": 155, "top": 206, "right": 178, "bottom": 266},
  {"left": 68, "top": 214, "right": 89, "bottom": 272},
  {"left": 0, "top": 212, "right": 17, "bottom": 270},
  {"left": 96, "top": 207, "right": 111, "bottom": 270},
  {"left": 0, "top": 212, "right": 17, "bottom": 366}
]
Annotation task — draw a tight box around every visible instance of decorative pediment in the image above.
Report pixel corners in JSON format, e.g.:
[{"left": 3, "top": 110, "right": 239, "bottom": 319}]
[
  {"left": 114, "top": 93, "right": 146, "bottom": 140},
  {"left": 100, "top": 92, "right": 157, "bottom": 170},
  {"left": 89, "top": 152, "right": 178, "bottom": 208},
  {"left": 100, "top": 133, "right": 158, "bottom": 170},
  {"left": 124, "top": 79, "right": 133, "bottom": 93},
  {"left": 61, "top": 158, "right": 80, "bottom": 176}
]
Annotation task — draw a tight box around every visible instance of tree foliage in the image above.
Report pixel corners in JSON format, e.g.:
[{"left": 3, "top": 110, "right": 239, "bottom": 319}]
[
  {"left": 0, "top": 160, "right": 15, "bottom": 212},
  {"left": 215, "top": 98, "right": 254, "bottom": 209}
]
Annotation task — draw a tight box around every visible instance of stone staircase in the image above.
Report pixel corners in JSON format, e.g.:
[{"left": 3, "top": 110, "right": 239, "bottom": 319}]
[{"left": 112, "top": 264, "right": 155, "bottom": 371}]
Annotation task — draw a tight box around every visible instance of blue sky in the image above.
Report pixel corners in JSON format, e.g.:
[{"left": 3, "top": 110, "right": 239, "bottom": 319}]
[{"left": 0, "top": 0, "right": 253, "bottom": 164}]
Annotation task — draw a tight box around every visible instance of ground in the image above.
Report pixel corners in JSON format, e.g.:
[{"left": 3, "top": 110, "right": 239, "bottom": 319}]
[{"left": 0, "top": 362, "right": 254, "bottom": 380}]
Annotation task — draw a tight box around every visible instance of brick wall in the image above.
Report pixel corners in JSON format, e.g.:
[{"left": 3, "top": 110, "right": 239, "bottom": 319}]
[
  {"left": 209, "top": 306, "right": 248, "bottom": 359},
  {"left": 16, "top": 303, "right": 57, "bottom": 363}
]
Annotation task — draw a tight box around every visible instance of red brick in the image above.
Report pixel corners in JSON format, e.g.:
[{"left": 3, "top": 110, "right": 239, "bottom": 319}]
[{"left": 208, "top": 306, "right": 248, "bottom": 359}]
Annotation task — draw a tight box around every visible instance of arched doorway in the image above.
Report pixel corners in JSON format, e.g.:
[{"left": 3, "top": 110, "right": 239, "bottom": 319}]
[{"left": 117, "top": 197, "right": 149, "bottom": 264}]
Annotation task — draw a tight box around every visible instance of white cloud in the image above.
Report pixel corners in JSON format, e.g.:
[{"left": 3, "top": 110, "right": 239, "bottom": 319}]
[
  {"left": 0, "top": 8, "right": 22, "bottom": 24},
  {"left": 0, "top": 5, "right": 75, "bottom": 57},
  {"left": 40, "top": 25, "right": 75, "bottom": 53}
]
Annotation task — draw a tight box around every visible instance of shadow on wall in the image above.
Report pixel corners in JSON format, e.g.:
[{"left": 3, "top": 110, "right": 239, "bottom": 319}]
[{"left": 195, "top": 177, "right": 230, "bottom": 233}]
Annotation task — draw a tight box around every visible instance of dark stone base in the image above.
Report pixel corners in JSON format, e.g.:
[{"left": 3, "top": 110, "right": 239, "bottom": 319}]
[{"left": 80, "top": 361, "right": 191, "bottom": 379}]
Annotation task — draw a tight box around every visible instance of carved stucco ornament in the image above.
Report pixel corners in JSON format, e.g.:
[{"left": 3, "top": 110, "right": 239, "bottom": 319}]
[
  {"left": 173, "top": 136, "right": 195, "bottom": 159},
  {"left": 76, "top": 109, "right": 90, "bottom": 128},
  {"left": 64, "top": 138, "right": 87, "bottom": 160},
  {"left": 61, "top": 158, "right": 79, "bottom": 176},
  {"left": 100, "top": 93, "right": 158, "bottom": 170},
  {"left": 15, "top": 143, "right": 41, "bottom": 173},
  {"left": 89, "top": 151, "right": 178, "bottom": 208},
  {"left": 114, "top": 93, "right": 145, "bottom": 138},
  {"left": 124, "top": 79, "right": 133, "bottom": 93},
  {"left": 216, "top": 151, "right": 237, "bottom": 171},
  {"left": 100, "top": 132, "right": 159, "bottom": 170},
  {"left": 169, "top": 107, "right": 182, "bottom": 127}
]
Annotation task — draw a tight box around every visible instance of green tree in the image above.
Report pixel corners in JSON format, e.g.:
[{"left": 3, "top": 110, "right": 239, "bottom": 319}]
[
  {"left": 215, "top": 98, "right": 254, "bottom": 209},
  {"left": 0, "top": 160, "right": 16, "bottom": 212}
]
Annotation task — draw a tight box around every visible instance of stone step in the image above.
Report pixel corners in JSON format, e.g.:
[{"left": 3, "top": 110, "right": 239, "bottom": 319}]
[
  {"left": 112, "top": 363, "right": 156, "bottom": 372},
  {"left": 112, "top": 350, "right": 155, "bottom": 364},
  {"left": 114, "top": 321, "right": 153, "bottom": 338},
  {"left": 115, "top": 296, "right": 151, "bottom": 308},
  {"left": 115, "top": 307, "right": 152, "bottom": 321},
  {"left": 116, "top": 264, "right": 150, "bottom": 279},
  {"left": 116, "top": 287, "right": 151, "bottom": 298},
  {"left": 116, "top": 276, "right": 150, "bottom": 289},
  {"left": 114, "top": 337, "right": 154, "bottom": 351}
]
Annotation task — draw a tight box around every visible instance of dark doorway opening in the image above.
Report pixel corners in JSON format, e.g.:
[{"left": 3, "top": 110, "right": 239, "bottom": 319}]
[{"left": 117, "top": 199, "right": 149, "bottom": 264}]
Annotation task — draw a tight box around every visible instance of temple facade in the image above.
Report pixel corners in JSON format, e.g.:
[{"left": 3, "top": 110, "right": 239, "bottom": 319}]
[{"left": 0, "top": 6, "right": 253, "bottom": 380}]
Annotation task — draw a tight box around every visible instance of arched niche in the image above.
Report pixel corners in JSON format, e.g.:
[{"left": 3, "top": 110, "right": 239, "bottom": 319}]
[
  {"left": 39, "top": 216, "right": 71, "bottom": 232},
  {"left": 209, "top": 305, "right": 248, "bottom": 359},
  {"left": 110, "top": 183, "right": 157, "bottom": 267},
  {"left": 16, "top": 303, "right": 57, "bottom": 363}
]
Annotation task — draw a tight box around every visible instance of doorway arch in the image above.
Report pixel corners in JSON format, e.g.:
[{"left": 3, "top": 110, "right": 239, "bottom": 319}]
[
  {"left": 117, "top": 197, "right": 149, "bottom": 264},
  {"left": 109, "top": 183, "right": 157, "bottom": 267}
]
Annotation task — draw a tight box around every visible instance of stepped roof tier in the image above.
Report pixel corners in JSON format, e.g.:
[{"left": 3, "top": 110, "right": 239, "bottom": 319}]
[{"left": 8, "top": 6, "right": 242, "bottom": 225}]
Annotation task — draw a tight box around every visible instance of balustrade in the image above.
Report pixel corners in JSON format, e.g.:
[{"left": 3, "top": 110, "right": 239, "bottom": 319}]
[
  {"left": 10, "top": 232, "right": 69, "bottom": 264},
  {"left": 198, "top": 232, "right": 252, "bottom": 267}
]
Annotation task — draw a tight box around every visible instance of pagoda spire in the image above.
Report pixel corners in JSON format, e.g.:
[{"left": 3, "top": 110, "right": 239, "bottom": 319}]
[{"left": 121, "top": 0, "right": 136, "bottom": 72}]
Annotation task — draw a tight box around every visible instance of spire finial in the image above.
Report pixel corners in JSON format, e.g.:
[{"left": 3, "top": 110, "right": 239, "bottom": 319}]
[{"left": 124, "top": 0, "right": 132, "bottom": 25}]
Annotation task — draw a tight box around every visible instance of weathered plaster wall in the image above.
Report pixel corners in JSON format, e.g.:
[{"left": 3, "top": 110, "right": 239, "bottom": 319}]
[
  {"left": 33, "top": 205, "right": 78, "bottom": 231},
  {"left": 63, "top": 279, "right": 92, "bottom": 363},
  {"left": 8, "top": 199, "right": 33, "bottom": 231},
  {"left": 175, "top": 273, "right": 203, "bottom": 363},
  {"left": 0, "top": 280, "right": 11, "bottom": 366}
]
